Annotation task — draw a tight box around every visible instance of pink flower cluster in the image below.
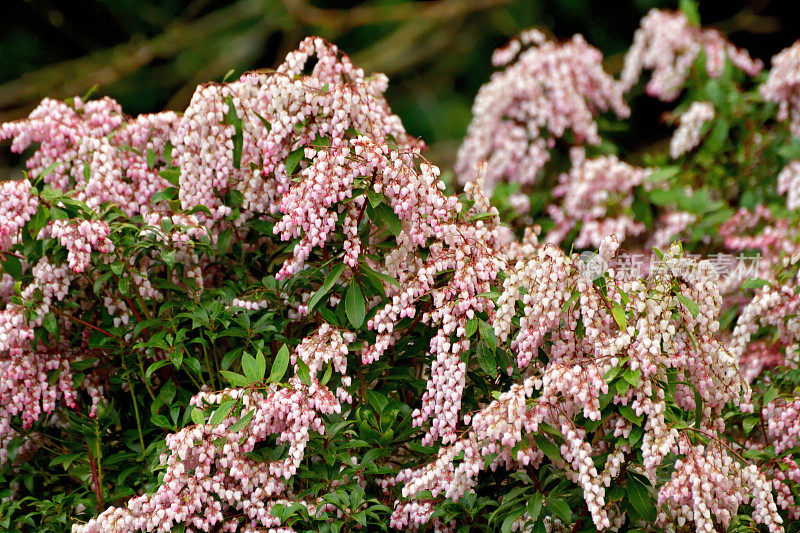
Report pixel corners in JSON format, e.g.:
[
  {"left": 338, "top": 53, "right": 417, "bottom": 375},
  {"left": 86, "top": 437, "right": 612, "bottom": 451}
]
[
  {"left": 621, "top": 9, "right": 762, "bottom": 101},
  {"left": 0, "top": 97, "right": 179, "bottom": 216},
  {"left": 657, "top": 436, "right": 782, "bottom": 532},
  {"left": 39, "top": 219, "right": 114, "bottom": 273},
  {"left": 455, "top": 31, "right": 629, "bottom": 190},
  {"left": 393, "top": 240, "right": 757, "bottom": 530},
  {"left": 0, "top": 180, "right": 38, "bottom": 252},
  {"left": 74, "top": 376, "right": 341, "bottom": 532},
  {"left": 670, "top": 101, "right": 715, "bottom": 158},
  {"left": 761, "top": 42, "right": 800, "bottom": 137},
  {"left": 546, "top": 149, "right": 651, "bottom": 248}
]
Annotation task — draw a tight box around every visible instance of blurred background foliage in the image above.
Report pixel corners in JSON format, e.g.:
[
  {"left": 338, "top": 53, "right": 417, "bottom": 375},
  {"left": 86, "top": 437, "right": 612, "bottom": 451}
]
[{"left": 0, "top": 0, "right": 795, "bottom": 178}]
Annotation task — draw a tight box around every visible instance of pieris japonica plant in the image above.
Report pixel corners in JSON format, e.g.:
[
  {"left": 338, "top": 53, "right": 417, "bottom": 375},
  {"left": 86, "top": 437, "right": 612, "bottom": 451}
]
[{"left": 2, "top": 3, "right": 800, "bottom": 532}]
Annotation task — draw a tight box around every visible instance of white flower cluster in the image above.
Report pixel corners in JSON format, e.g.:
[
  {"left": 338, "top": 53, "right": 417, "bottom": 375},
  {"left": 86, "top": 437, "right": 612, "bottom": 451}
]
[
  {"left": 670, "top": 101, "right": 715, "bottom": 158},
  {"left": 455, "top": 32, "right": 629, "bottom": 190}
]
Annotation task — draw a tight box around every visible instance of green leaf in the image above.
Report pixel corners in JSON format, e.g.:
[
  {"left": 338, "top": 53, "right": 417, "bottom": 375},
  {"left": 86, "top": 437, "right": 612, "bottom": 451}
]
[
  {"left": 604, "top": 365, "right": 622, "bottom": 382},
  {"left": 620, "top": 405, "right": 644, "bottom": 426},
  {"left": 676, "top": 294, "right": 700, "bottom": 317},
  {"left": 228, "top": 409, "right": 255, "bottom": 433},
  {"left": 242, "top": 352, "right": 261, "bottom": 382},
  {"left": 307, "top": 263, "right": 346, "bottom": 312},
  {"left": 694, "top": 388, "right": 703, "bottom": 429},
  {"left": 159, "top": 169, "right": 180, "bottom": 186},
  {"left": 255, "top": 350, "right": 266, "bottom": 381},
  {"left": 151, "top": 414, "right": 172, "bottom": 429},
  {"left": 626, "top": 475, "right": 656, "bottom": 521},
  {"left": 2, "top": 255, "right": 22, "bottom": 281},
  {"left": 209, "top": 399, "right": 236, "bottom": 426},
  {"left": 612, "top": 304, "right": 627, "bottom": 331},
  {"left": 527, "top": 493, "right": 543, "bottom": 522},
  {"left": 623, "top": 368, "right": 641, "bottom": 387},
  {"left": 372, "top": 203, "right": 402, "bottom": 236},
  {"left": 42, "top": 313, "right": 58, "bottom": 335},
  {"left": 479, "top": 320, "right": 497, "bottom": 347},
  {"left": 465, "top": 318, "right": 478, "bottom": 339},
  {"left": 146, "top": 148, "right": 156, "bottom": 169},
  {"left": 477, "top": 343, "right": 497, "bottom": 377},
  {"left": 269, "top": 345, "right": 290, "bottom": 383},
  {"left": 217, "top": 229, "right": 233, "bottom": 255},
  {"left": 360, "top": 263, "right": 400, "bottom": 287},
  {"left": 221, "top": 370, "right": 249, "bottom": 387},
  {"left": 296, "top": 358, "right": 311, "bottom": 385},
  {"left": 545, "top": 498, "right": 571, "bottom": 524},
  {"left": 743, "top": 417, "right": 759, "bottom": 435},
  {"left": 345, "top": 283, "right": 366, "bottom": 329},
  {"left": 145, "top": 359, "right": 171, "bottom": 380},
  {"left": 741, "top": 278, "right": 771, "bottom": 289},
  {"left": 190, "top": 407, "right": 205, "bottom": 426},
  {"left": 679, "top": 0, "right": 700, "bottom": 25},
  {"left": 285, "top": 148, "right": 304, "bottom": 175},
  {"left": 763, "top": 386, "right": 779, "bottom": 406},
  {"left": 224, "top": 96, "right": 244, "bottom": 169},
  {"left": 532, "top": 434, "right": 562, "bottom": 462},
  {"left": 647, "top": 165, "right": 680, "bottom": 183}
]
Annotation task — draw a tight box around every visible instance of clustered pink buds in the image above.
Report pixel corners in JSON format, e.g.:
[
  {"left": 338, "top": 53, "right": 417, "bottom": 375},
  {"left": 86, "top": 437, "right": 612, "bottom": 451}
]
[
  {"left": 761, "top": 42, "right": 800, "bottom": 137},
  {"left": 39, "top": 220, "right": 114, "bottom": 273},
  {"left": 74, "top": 376, "right": 341, "bottom": 532},
  {"left": 621, "top": 9, "right": 762, "bottom": 101},
  {"left": 546, "top": 150, "right": 651, "bottom": 248},
  {"left": 777, "top": 161, "right": 800, "bottom": 210},
  {"left": 0, "top": 180, "right": 38, "bottom": 252},
  {"left": 455, "top": 31, "right": 629, "bottom": 190},
  {"left": 670, "top": 101, "right": 715, "bottom": 158},
  {"left": 657, "top": 436, "right": 782, "bottom": 532}
]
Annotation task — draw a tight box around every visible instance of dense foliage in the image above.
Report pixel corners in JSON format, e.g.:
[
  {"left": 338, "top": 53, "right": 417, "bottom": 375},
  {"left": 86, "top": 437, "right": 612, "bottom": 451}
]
[{"left": 2, "top": 5, "right": 800, "bottom": 532}]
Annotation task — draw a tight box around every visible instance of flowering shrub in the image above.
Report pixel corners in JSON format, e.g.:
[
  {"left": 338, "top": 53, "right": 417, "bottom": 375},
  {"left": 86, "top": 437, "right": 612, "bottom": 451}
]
[{"left": 2, "top": 5, "right": 800, "bottom": 532}]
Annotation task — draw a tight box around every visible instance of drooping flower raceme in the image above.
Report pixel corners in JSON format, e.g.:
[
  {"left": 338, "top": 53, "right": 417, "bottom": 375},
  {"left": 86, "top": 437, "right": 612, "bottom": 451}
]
[{"left": 455, "top": 31, "right": 629, "bottom": 190}]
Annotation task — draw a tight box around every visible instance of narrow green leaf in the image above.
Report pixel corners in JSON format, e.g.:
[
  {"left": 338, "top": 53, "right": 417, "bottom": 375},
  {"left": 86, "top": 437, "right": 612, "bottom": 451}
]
[
  {"left": 527, "top": 493, "right": 543, "bottom": 522},
  {"left": 465, "top": 318, "right": 478, "bottom": 339},
  {"left": 209, "top": 399, "right": 236, "bottom": 426},
  {"left": 228, "top": 409, "right": 255, "bottom": 433},
  {"left": 190, "top": 407, "right": 205, "bottom": 426},
  {"left": 242, "top": 352, "right": 260, "bottom": 382},
  {"left": 477, "top": 343, "right": 497, "bottom": 377},
  {"left": 545, "top": 498, "right": 571, "bottom": 524},
  {"left": 612, "top": 304, "right": 627, "bottom": 331},
  {"left": 694, "top": 388, "right": 703, "bottom": 429},
  {"left": 360, "top": 263, "right": 400, "bottom": 287},
  {"left": 345, "top": 283, "right": 366, "bottom": 329},
  {"left": 269, "top": 344, "right": 290, "bottom": 383},
  {"left": 479, "top": 320, "right": 497, "bottom": 347},
  {"left": 676, "top": 294, "right": 700, "bottom": 317},
  {"left": 297, "top": 358, "right": 311, "bottom": 385},
  {"left": 42, "top": 313, "right": 58, "bottom": 335},
  {"left": 532, "top": 434, "right": 562, "bottom": 462},
  {"left": 285, "top": 148, "right": 304, "bottom": 175},
  {"left": 2, "top": 255, "right": 22, "bottom": 281},
  {"left": 255, "top": 350, "right": 266, "bottom": 381},
  {"left": 307, "top": 263, "right": 346, "bottom": 312},
  {"left": 220, "top": 370, "right": 249, "bottom": 387},
  {"left": 145, "top": 359, "right": 170, "bottom": 380},
  {"left": 159, "top": 169, "right": 180, "bottom": 186},
  {"left": 741, "top": 278, "right": 771, "bottom": 289},
  {"left": 217, "top": 229, "right": 233, "bottom": 256},
  {"left": 372, "top": 203, "right": 401, "bottom": 236},
  {"left": 743, "top": 417, "right": 759, "bottom": 435},
  {"left": 626, "top": 475, "right": 656, "bottom": 521}
]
